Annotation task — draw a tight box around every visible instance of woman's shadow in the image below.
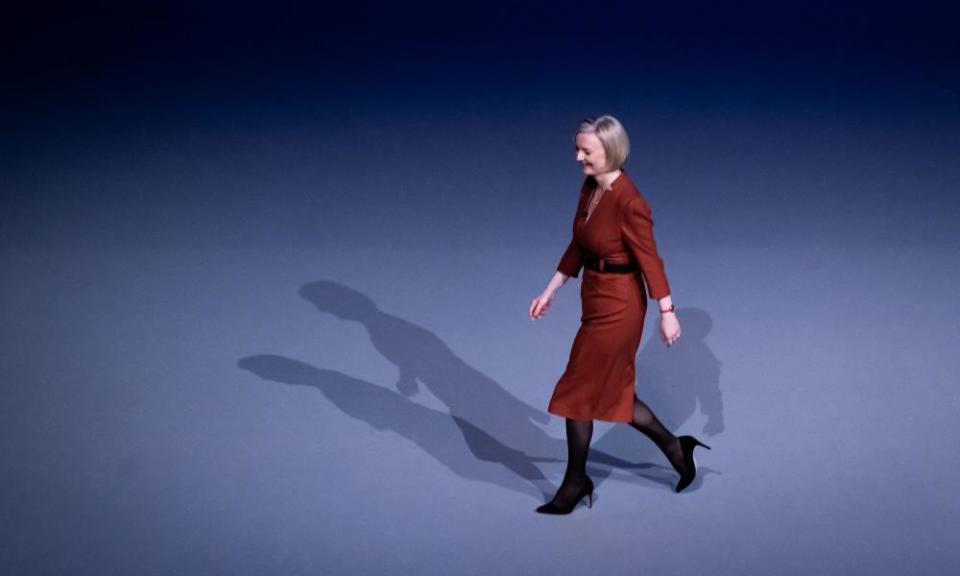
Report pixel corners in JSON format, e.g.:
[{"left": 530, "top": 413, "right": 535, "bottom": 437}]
[{"left": 238, "top": 280, "right": 723, "bottom": 499}]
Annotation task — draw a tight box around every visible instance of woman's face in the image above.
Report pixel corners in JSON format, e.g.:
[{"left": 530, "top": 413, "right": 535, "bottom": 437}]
[{"left": 575, "top": 132, "right": 609, "bottom": 175}]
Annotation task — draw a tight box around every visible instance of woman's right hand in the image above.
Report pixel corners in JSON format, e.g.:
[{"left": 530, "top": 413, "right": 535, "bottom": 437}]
[{"left": 530, "top": 290, "right": 555, "bottom": 320}]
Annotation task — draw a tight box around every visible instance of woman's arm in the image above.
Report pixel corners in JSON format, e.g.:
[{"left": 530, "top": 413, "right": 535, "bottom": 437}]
[
  {"left": 620, "top": 195, "right": 670, "bottom": 299},
  {"left": 657, "top": 294, "right": 681, "bottom": 346},
  {"left": 620, "top": 195, "right": 681, "bottom": 345},
  {"left": 545, "top": 270, "right": 570, "bottom": 295},
  {"left": 533, "top": 185, "right": 587, "bottom": 320},
  {"left": 657, "top": 294, "right": 674, "bottom": 312},
  {"left": 530, "top": 271, "right": 570, "bottom": 320}
]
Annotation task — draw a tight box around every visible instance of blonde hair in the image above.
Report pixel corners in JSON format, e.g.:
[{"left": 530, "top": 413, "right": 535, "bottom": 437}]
[{"left": 574, "top": 115, "right": 630, "bottom": 171}]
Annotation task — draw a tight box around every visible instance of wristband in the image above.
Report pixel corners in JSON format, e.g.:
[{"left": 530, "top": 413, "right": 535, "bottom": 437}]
[{"left": 659, "top": 304, "right": 675, "bottom": 314}]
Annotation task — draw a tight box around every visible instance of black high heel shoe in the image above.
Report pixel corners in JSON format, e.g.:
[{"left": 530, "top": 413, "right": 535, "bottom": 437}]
[
  {"left": 536, "top": 476, "right": 594, "bottom": 515},
  {"left": 675, "top": 436, "right": 711, "bottom": 493}
]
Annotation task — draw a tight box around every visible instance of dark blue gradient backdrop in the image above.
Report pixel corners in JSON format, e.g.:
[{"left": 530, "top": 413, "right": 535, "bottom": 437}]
[{"left": 3, "top": 2, "right": 959, "bottom": 574}]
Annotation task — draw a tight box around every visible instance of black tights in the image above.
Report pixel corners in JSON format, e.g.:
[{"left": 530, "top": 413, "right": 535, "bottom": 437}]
[
  {"left": 545, "top": 418, "right": 594, "bottom": 508},
  {"left": 548, "top": 396, "right": 684, "bottom": 507},
  {"left": 629, "top": 396, "right": 685, "bottom": 476}
]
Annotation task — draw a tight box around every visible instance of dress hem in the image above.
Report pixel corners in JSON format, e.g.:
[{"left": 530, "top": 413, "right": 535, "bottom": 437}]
[{"left": 547, "top": 403, "right": 633, "bottom": 423}]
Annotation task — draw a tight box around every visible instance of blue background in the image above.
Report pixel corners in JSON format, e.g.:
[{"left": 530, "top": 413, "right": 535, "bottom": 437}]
[{"left": 3, "top": 1, "right": 959, "bottom": 574}]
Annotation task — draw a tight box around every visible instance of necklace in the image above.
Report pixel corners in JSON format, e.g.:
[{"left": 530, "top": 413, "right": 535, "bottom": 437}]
[
  {"left": 585, "top": 170, "right": 620, "bottom": 221},
  {"left": 585, "top": 185, "right": 606, "bottom": 222}
]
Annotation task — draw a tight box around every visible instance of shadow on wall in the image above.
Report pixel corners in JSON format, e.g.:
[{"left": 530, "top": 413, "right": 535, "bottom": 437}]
[{"left": 237, "top": 281, "right": 724, "bottom": 500}]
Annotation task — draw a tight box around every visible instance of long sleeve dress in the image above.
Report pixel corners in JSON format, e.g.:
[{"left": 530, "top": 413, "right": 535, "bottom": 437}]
[{"left": 547, "top": 168, "right": 671, "bottom": 422}]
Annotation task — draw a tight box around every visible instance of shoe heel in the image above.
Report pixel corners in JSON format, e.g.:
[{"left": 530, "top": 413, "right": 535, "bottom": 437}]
[
  {"left": 675, "top": 436, "right": 710, "bottom": 493},
  {"left": 535, "top": 476, "right": 594, "bottom": 515}
]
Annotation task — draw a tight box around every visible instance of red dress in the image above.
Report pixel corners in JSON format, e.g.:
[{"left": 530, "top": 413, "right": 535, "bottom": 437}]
[{"left": 547, "top": 168, "right": 671, "bottom": 422}]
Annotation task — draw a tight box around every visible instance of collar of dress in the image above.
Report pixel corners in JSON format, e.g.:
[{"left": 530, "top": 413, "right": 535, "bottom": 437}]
[{"left": 591, "top": 168, "right": 629, "bottom": 193}]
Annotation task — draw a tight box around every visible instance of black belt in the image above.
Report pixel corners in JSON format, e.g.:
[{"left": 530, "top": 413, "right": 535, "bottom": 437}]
[{"left": 583, "top": 257, "right": 638, "bottom": 274}]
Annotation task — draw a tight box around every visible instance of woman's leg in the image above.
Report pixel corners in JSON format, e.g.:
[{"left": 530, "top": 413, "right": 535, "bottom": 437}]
[
  {"left": 630, "top": 396, "right": 686, "bottom": 476},
  {"left": 546, "top": 418, "right": 593, "bottom": 506}
]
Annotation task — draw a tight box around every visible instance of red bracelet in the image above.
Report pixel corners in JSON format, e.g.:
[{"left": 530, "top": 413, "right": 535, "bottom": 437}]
[{"left": 659, "top": 304, "right": 675, "bottom": 314}]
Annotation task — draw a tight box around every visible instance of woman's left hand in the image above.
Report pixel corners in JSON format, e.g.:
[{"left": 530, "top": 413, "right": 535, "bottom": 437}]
[{"left": 660, "top": 313, "right": 681, "bottom": 347}]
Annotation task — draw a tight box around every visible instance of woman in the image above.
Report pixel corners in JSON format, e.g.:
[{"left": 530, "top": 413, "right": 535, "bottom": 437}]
[{"left": 529, "top": 115, "right": 710, "bottom": 515}]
